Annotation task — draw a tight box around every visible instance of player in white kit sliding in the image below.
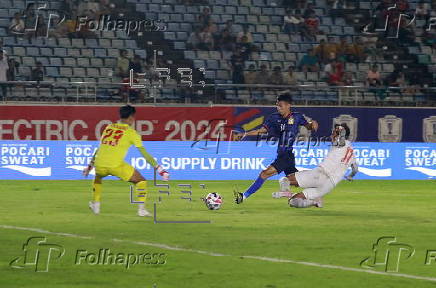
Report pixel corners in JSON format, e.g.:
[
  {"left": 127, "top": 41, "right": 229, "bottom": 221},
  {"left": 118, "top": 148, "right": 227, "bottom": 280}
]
[{"left": 275, "top": 123, "right": 358, "bottom": 208}]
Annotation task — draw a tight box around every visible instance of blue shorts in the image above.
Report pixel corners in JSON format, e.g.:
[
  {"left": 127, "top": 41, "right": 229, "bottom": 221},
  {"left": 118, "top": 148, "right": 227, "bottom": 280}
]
[{"left": 270, "top": 151, "right": 298, "bottom": 176}]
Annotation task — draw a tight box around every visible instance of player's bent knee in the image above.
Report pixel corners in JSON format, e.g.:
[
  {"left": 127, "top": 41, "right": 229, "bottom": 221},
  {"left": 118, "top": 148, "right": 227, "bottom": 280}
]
[
  {"left": 129, "top": 170, "right": 146, "bottom": 184},
  {"left": 286, "top": 173, "right": 299, "bottom": 186}
]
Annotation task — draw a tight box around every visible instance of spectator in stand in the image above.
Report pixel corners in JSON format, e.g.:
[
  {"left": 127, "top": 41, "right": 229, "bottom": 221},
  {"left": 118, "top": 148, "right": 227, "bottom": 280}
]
[
  {"left": 314, "top": 39, "right": 337, "bottom": 64},
  {"left": 120, "top": 73, "right": 145, "bottom": 103},
  {"left": 304, "top": 12, "right": 320, "bottom": 41},
  {"left": 343, "top": 37, "right": 366, "bottom": 62},
  {"left": 283, "top": 9, "right": 305, "bottom": 34},
  {"left": 303, "top": 3, "right": 316, "bottom": 19},
  {"left": 116, "top": 49, "right": 130, "bottom": 78},
  {"left": 199, "top": 26, "right": 214, "bottom": 50},
  {"left": 415, "top": 1, "right": 429, "bottom": 19},
  {"left": 23, "top": 3, "right": 36, "bottom": 36},
  {"left": 269, "top": 66, "right": 285, "bottom": 85},
  {"left": 328, "top": 64, "right": 344, "bottom": 86},
  {"left": 299, "top": 49, "right": 319, "bottom": 72},
  {"left": 216, "top": 28, "right": 235, "bottom": 51},
  {"left": 31, "top": 61, "right": 44, "bottom": 82},
  {"left": 397, "top": 20, "right": 416, "bottom": 45},
  {"left": 129, "top": 55, "right": 143, "bottom": 74},
  {"left": 237, "top": 25, "right": 253, "bottom": 43},
  {"left": 35, "top": 15, "right": 47, "bottom": 37},
  {"left": 254, "top": 64, "right": 270, "bottom": 84},
  {"left": 49, "top": 16, "right": 70, "bottom": 38},
  {"left": 342, "top": 71, "right": 354, "bottom": 86},
  {"left": 201, "top": 7, "right": 211, "bottom": 27},
  {"left": 194, "top": 15, "right": 206, "bottom": 32},
  {"left": 237, "top": 35, "right": 257, "bottom": 60},
  {"left": 323, "top": 59, "right": 335, "bottom": 79},
  {"left": 367, "top": 64, "right": 382, "bottom": 87},
  {"left": 335, "top": 37, "right": 349, "bottom": 61},
  {"left": 332, "top": 0, "right": 349, "bottom": 9},
  {"left": 229, "top": 48, "right": 245, "bottom": 84},
  {"left": 283, "top": 65, "right": 297, "bottom": 85},
  {"left": 207, "top": 18, "right": 218, "bottom": 37},
  {"left": 0, "top": 50, "right": 8, "bottom": 98},
  {"left": 9, "top": 13, "right": 25, "bottom": 35},
  {"left": 61, "top": 0, "right": 79, "bottom": 17},
  {"left": 187, "top": 29, "right": 202, "bottom": 50},
  {"left": 0, "top": 39, "right": 8, "bottom": 61},
  {"left": 244, "top": 64, "right": 257, "bottom": 84},
  {"left": 396, "top": 0, "right": 410, "bottom": 13},
  {"left": 223, "top": 20, "right": 236, "bottom": 38},
  {"left": 6, "top": 58, "right": 19, "bottom": 82},
  {"left": 423, "top": 29, "right": 436, "bottom": 50},
  {"left": 206, "top": 18, "right": 219, "bottom": 40}
]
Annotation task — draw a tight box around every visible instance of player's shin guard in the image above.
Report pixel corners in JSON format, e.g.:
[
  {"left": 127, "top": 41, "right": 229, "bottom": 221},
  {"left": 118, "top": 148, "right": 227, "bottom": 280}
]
[
  {"left": 289, "top": 198, "right": 317, "bottom": 208},
  {"left": 279, "top": 177, "right": 291, "bottom": 192},
  {"left": 135, "top": 180, "right": 147, "bottom": 204},
  {"left": 92, "top": 181, "right": 102, "bottom": 202}
]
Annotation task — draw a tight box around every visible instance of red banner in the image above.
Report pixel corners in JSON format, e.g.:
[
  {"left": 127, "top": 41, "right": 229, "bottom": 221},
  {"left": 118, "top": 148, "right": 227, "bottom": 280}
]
[{"left": 0, "top": 106, "right": 235, "bottom": 140}]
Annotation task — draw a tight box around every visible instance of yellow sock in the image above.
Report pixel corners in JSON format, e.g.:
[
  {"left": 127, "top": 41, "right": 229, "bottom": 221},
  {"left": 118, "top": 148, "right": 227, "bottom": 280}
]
[
  {"left": 93, "top": 181, "right": 102, "bottom": 202},
  {"left": 135, "top": 180, "right": 147, "bottom": 203}
]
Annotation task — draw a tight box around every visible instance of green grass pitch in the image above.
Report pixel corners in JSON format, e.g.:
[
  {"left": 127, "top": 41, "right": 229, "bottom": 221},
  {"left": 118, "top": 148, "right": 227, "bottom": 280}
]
[{"left": 1, "top": 179, "right": 436, "bottom": 288}]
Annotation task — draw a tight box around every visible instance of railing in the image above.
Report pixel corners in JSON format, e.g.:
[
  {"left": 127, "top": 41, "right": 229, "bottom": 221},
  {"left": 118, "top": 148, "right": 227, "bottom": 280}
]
[{"left": 0, "top": 80, "right": 435, "bottom": 107}]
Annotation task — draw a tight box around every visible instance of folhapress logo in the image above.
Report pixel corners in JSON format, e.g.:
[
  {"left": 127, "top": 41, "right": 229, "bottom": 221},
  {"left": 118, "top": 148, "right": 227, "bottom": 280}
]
[
  {"left": 360, "top": 236, "right": 415, "bottom": 272},
  {"left": 9, "top": 237, "right": 65, "bottom": 272}
]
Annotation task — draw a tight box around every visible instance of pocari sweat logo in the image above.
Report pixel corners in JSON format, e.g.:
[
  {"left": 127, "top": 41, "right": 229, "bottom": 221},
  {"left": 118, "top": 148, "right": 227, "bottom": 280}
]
[
  {"left": 404, "top": 147, "right": 436, "bottom": 178},
  {"left": 65, "top": 144, "right": 98, "bottom": 175},
  {"left": 294, "top": 147, "right": 330, "bottom": 171},
  {"left": 353, "top": 146, "right": 392, "bottom": 177},
  {"left": 0, "top": 143, "right": 51, "bottom": 176}
]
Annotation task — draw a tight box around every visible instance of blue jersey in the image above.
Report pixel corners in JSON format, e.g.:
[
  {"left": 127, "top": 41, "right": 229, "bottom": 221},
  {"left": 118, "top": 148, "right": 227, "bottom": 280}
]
[{"left": 263, "top": 111, "right": 308, "bottom": 153}]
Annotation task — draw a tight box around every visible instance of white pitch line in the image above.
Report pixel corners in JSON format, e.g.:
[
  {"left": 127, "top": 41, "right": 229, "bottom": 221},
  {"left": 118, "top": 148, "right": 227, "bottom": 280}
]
[
  {"left": 2, "top": 224, "right": 436, "bottom": 283},
  {"left": 0, "top": 225, "right": 93, "bottom": 239}
]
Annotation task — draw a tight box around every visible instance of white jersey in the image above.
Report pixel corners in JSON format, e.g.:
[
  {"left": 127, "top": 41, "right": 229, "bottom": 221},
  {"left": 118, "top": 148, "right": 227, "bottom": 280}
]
[{"left": 319, "top": 140, "right": 356, "bottom": 185}]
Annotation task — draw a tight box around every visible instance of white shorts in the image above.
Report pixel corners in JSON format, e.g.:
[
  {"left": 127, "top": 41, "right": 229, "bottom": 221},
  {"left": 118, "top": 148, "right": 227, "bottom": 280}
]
[
  {"left": 295, "top": 167, "right": 335, "bottom": 200},
  {"left": 295, "top": 167, "right": 330, "bottom": 188}
]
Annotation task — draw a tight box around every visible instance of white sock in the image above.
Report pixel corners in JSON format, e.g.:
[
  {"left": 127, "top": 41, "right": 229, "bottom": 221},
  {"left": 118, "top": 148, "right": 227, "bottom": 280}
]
[
  {"left": 279, "top": 177, "right": 291, "bottom": 192},
  {"left": 138, "top": 203, "right": 145, "bottom": 210},
  {"left": 289, "top": 198, "right": 317, "bottom": 208}
]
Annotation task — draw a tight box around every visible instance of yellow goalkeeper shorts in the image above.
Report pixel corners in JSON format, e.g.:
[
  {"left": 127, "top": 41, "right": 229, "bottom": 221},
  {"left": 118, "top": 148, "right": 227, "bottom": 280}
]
[{"left": 95, "top": 162, "right": 135, "bottom": 182}]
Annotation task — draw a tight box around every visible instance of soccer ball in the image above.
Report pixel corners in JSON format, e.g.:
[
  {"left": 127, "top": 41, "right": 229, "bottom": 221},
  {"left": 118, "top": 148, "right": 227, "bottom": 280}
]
[{"left": 203, "top": 192, "right": 223, "bottom": 210}]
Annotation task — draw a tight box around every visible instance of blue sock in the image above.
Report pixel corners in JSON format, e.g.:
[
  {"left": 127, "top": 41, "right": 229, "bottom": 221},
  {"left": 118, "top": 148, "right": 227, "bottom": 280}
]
[{"left": 243, "top": 176, "right": 265, "bottom": 199}]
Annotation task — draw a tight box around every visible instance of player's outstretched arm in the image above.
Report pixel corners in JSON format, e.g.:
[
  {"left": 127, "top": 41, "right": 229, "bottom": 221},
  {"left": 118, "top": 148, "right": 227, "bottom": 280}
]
[
  {"left": 137, "top": 146, "right": 170, "bottom": 181},
  {"left": 345, "top": 163, "right": 359, "bottom": 181},
  {"left": 305, "top": 120, "right": 319, "bottom": 131},
  {"left": 83, "top": 148, "right": 98, "bottom": 177},
  {"left": 234, "top": 127, "right": 268, "bottom": 141}
]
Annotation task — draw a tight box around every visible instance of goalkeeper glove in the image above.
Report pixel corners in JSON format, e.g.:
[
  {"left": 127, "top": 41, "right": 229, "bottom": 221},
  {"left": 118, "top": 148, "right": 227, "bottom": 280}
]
[{"left": 156, "top": 165, "right": 169, "bottom": 181}]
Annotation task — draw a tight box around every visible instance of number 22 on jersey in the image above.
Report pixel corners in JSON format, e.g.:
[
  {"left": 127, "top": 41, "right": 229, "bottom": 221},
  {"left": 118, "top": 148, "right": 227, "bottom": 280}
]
[{"left": 101, "top": 129, "right": 124, "bottom": 146}]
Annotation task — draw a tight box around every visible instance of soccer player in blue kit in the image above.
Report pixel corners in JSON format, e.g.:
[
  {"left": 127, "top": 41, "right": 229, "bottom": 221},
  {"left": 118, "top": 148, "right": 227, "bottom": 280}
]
[{"left": 234, "top": 93, "right": 319, "bottom": 204}]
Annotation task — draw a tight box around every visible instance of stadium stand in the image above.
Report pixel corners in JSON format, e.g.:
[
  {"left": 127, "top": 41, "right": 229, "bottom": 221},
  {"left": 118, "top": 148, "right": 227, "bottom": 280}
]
[{"left": 0, "top": 0, "right": 434, "bottom": 105}]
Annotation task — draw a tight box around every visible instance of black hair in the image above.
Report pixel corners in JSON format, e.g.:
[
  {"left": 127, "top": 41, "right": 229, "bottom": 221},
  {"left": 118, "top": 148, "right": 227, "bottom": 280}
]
[
  {"left": 277, "top": 93, "right": 293, "bottom": 104},
  {"left": 335, "top": 123, "right": 350, "bottom": 139},
  {"left": 120, "top": 105, "right": 136, "bottom": 119}
]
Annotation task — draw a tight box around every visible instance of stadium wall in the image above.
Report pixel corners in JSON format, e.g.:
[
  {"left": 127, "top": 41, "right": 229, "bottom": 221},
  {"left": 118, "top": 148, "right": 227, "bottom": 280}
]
[
  {"left": 0, "top": 140, "right": 434, "bottom": 180},
  {"left": 0, "top": 105, "right": 435, "bottom": 142}
]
